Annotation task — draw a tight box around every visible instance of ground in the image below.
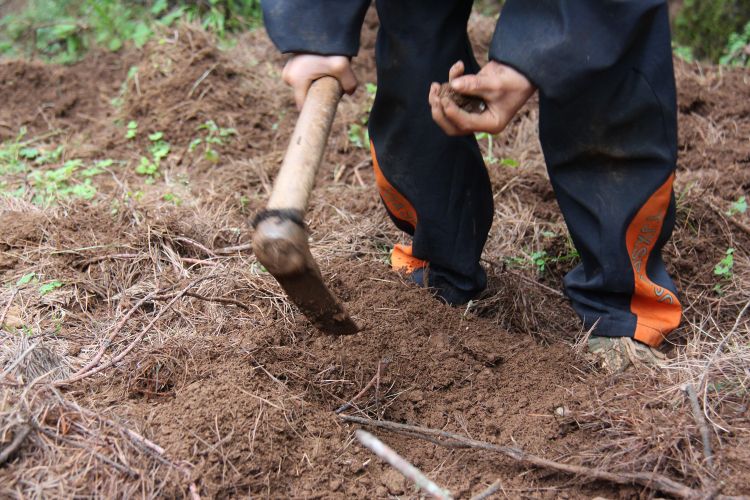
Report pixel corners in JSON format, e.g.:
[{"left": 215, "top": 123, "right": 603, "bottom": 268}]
[{"left": 1, "top": 10, "right": 749, "bottom": 500}]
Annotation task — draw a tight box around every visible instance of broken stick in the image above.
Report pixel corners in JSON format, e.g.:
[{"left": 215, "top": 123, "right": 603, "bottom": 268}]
[
  {"left": 355, "top": 430, "right": 452, "bottom": 500},
  {"left": 341, "top": 415, "right": 737, "bottom": 500}
]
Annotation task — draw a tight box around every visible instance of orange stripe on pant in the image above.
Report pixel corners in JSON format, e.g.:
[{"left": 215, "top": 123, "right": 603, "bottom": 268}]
[
  {"left": 370, "top": 142, "right": 427, "bottom": 274},
  {"left": 626, "top": 173, "right": 681, "bottom": 347},
  {"left": 370, "top": 142, "right": 418, "bottom": 230}
]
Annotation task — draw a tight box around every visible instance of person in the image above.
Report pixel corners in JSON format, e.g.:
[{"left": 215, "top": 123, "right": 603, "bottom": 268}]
[{"left": 261, "top": 0, "right": 680, "bottom": 371}]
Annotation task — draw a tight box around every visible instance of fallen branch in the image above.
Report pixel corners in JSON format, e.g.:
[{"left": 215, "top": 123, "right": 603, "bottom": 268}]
[
  {"left": 340, "top": 415, "right": 737, "bottom": 500},
  {"left": 355, "top": 430, "right": 452, "bottom": 500},
  {"left": 0, "top": 424, "right": 31, "bottom": 466},
  {"left": 683, "top": 382, "right": 714, "bottom": 471}
]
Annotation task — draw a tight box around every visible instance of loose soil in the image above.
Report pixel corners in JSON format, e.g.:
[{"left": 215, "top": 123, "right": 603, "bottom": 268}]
[{"left": 1, "top": 9, "right": 749, "bottom": 499}]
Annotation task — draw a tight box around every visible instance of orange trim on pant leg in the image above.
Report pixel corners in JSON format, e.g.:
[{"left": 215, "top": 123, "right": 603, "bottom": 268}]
[
  {"left": 626, "top": 173, "right": 682, "bottom": 347},
  {"left": 370, "top": 141, "right": 418, "bottom": 230},
  {"left": 391, "top": 244, "right": 428, "bottom": 273}
]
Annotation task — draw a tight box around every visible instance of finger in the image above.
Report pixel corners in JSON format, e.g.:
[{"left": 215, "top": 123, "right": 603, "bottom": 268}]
[
  {"left": 442, "top": 96, "right": 504, "bottom": 134},
  {"left": 293, "top": 81, "right": 310, "bottom": 111},
  {"left": 448, "top": 60, "right": 464, "bottom": 82},
  {"left": 428, "top": 82, "right": 439, "bottom": 106},
  {"left": 450, "top": 74, "right": 497, "bottom": 98},
  {"left": 431, "top": 96, "right": 463, "bottom": 136},
  {"left": 339, "top": 67, "right": 358, "bottom": 95}
]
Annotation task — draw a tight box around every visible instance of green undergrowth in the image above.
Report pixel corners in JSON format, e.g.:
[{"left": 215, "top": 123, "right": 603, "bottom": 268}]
[
  {"left": 0, "top": 128, "right": 113, "bottom": 206},
  {"left": 0, "top": 0, "right": 262, "bottom": 64}
]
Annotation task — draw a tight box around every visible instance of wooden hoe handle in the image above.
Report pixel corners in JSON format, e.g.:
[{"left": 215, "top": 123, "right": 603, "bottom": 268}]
[
  {"left": 252, "top": 76, "right": 358, "bottom": 335},
  {"left": 267, "top": 76, "right": 343, "bottom": 211}
]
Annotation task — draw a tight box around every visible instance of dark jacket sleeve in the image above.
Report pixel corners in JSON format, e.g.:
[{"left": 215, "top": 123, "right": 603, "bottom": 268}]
[
  {"left": 490, "top": 0, "right": 667, "bottom": 101},
  {"left": 261, "top": 0, "right": 370, "bottom": 57}
]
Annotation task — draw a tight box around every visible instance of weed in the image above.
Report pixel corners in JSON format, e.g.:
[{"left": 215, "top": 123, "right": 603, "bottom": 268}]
[
  {"left": 126, "top": 120, "right": 138, "bottom": 140},
  {"left": 347, "top": 123, "right": 368, "bottom": 149},
  {"left": 28, "top": 159, "right": 98, "bottom": 205},
  {"left": 726, "top": 195, "right": 748, "bottom": 216},
  {"left": 0, "top": 0, "right": 263, "bottom": 63},
  {"left": 346, "top": 83, "right": 376, "bottom": 150},
  {"left": 16, "top": 273, "right": 37, "bottom": 287},
  {"left": 39, "top": 280, "right": 63, "bottom": 296},
  {"left": 714, "top": 247, "right": 735, "bottom": 293},
  {"left": 135, "top": 131, "right": 170, "bottom": 183},
  {"left": 189, "top": 120, "right": 237, "bottom": 163},
  {"left": 720, "top": 21, "right": 750, "bottom": 67},
  {"left": 162, "top": 193, "right": 182, "bottom": 206}
]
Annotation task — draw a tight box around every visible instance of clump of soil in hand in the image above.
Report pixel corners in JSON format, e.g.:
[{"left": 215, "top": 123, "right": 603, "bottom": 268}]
[{"left": 438, "top": 82, "right": 486, "bottom": 113}]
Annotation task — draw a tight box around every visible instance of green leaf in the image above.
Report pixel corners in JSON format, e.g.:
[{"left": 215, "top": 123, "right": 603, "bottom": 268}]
[
  {"left": 95, "top": 159, "right": 114, "bottom": 168},
  {"left": 131, "top": 22, "right": 152, "bottom": 48},
  {"left": 107, "top": 37, "right": 123, "bottom": 52},
  {"left": 126, "top": 121, "right": 138, "bottom": 140},
  {"left": 204, "top": 148, "right": 219, "bottom": 163},
  {"left": 500, "top": 158, "right": 519, "bottom": 168},
  {"left": 151, "top": 0, "right": 168, "bottom": 15},
  {"left": 188, "top": 138, "right": 202, "bottom": 151},
  {"left": 16, "top": 272, "right": 36, "bottom": 286},
  {"left": 148, "top": 131, "right": 164, "bottom": 142},
  {"left": 727, "top": 196, "right": 747, "bottom": 216},
  {"left": 19, "top": 147, "right": 39, "bottom": 160},
  {"left": 39, "top": 280, "right": 63, "bottom": 296}
]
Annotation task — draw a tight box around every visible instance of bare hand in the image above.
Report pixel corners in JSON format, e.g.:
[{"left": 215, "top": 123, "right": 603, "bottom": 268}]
[
  {"left": 282, "top": 54, "right": 358, "bottom": 110},
  {"left": 429, "top": 60, "right": 536, "bottom": 136}
]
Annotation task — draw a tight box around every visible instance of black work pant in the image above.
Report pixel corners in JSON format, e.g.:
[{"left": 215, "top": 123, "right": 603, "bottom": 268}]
[{"left": 368, "top": 1, "right": 681, "bottom": 346}]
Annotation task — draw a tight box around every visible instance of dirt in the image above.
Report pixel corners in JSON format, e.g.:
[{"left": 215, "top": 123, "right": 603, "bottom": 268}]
[
  {"left": 1, "top": 9, "right": 749, "bottom": 500},
  {"left": 438, "top": 83, "right": 486, "bottom": 113}
]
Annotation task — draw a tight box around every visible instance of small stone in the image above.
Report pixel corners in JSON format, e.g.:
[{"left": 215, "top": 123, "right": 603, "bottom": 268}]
[
  {"left": 555, "top": 406, "right": 571, "bottom": 417},
  {"left": 381, "top": 469, "right": 405, "bottom": 495},
  {"left": 329, "top": 478, "right": 342, "bottom": 491}
]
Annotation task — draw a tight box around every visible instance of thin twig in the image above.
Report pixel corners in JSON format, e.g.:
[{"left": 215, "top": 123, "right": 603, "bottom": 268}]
[
  {"left": 1, "top": 341, "right": 40, "bottom": 379},
  {"left": 0, "top": 289, "right": 19, "bottom": 330},
  {"left": 0, "top": 424, "right": 31, "bottom": 466},
  {"left": 470, "top": 479, "right": 505, "bottom": 500},
  {"left": 341, "top": 415, "right": 717, "bottom": 500},
  {"left": 683, "top": 382, "right": 714, "bottom": 470},
  {"left": 335, "top": 358, "right": 390, "bottom": 414},
  {"left": 214, "top": 242, "right": 253, "bottom": 255},
  {"left": 355, "top": 430, "right": 453, "bottom": 500},
  {"left": 57, "top": 277, "right": 210, "bottom": 385}
]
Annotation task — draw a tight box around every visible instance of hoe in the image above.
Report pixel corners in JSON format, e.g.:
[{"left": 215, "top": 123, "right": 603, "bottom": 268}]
[{"left": 252, "top": 77, "right": 359, "bottom": 335}]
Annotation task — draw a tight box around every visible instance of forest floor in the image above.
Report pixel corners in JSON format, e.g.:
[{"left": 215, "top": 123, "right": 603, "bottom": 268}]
[{"left": 1, "top": 10, "right": 749, "bottom": 499}]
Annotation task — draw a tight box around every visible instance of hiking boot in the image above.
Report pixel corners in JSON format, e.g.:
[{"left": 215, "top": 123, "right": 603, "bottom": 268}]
[{"left": 587, "top": 336, "right": 666, "bottom": 374}]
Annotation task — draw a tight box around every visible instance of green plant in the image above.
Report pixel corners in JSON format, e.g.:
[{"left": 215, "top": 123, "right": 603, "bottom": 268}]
[
  {"left": 714, "top": 247, "right": 735, "bottom": 293},
  {"left": 189, "top": 120, "right": 237, "bottom": 162},
  {"left": 126, "top": 120, "right": 138, "bottom": 140},
  {"left": 0, "top": 0, "right": 263, "bottom": 63},
  {"left": 673, "top": 0, "right": 750, "bottom": 62},
  {"left": 347, "top": 123, "right": 368, "bottom": 149},
  {"left": 135, "top": 131, "right": 170, "bottom": 182},
  {"left": 28, "top": 159, "right": 99, "bottom": 205},
  {"left": 162, "top": 192, "right": 182, "bottom": 206},
  {"left": 39, "top": 280, "right": 63, "bottom": 296},
  {"left": 727, "top": 196, "right": 748, "bottom": 216},
  {"left": 720, "top": 21, "right": 750, "bottom": 67},
  {"left": 16, "top": 273, "right": 37, "bottom": 287}
]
